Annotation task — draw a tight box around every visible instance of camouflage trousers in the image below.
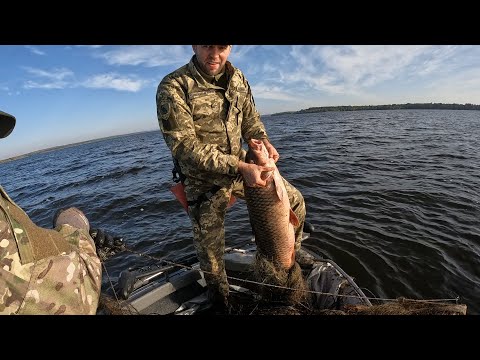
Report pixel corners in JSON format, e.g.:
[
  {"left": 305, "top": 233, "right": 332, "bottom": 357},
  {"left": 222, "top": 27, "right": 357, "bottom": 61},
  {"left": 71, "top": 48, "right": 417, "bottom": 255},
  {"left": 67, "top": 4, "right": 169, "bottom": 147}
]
[{"left": 187, "top": 175, "right": 306, "bottom": 300}]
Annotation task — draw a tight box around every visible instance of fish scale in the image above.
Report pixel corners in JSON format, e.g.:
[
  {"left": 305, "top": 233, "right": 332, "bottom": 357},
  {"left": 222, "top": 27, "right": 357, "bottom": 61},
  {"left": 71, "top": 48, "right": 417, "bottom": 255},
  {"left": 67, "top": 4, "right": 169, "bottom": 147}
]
[{"left": 244, "top": 139, "right": 296, "bottom": 269}]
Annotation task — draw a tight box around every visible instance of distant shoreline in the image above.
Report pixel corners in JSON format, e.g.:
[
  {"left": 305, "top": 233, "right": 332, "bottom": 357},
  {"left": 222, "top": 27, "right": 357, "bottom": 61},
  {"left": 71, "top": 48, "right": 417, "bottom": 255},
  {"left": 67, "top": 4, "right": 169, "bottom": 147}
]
[
  {"left": 2, "top": 103, "right": 479, "bottom": 163},
  {"left": 0, "top": 130, "right": 156, "bottom": 164},
  {"left": 266, "top": 102, "right": 480, "bottom": 116}
]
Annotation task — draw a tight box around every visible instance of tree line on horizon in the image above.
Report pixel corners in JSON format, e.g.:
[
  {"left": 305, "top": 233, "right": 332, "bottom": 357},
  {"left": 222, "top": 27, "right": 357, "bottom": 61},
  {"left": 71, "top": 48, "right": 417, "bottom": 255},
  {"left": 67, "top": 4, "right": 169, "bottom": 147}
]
[{"left": 269, "top": 102, "right": 480, "bottom": 116}]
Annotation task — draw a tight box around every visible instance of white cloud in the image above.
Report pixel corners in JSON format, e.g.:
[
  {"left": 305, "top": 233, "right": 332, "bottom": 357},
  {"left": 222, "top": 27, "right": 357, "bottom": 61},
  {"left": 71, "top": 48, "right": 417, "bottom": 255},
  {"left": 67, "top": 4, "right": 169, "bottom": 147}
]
[
  {"left": 82, "top": 73, "right": 148, "bottom": 92},
  {"left": 249, "top": 45, "right": 480, "bottom": 105},
  {"left": 422, "top": 67, "right": 480, "bottom": 104},
  {"left": 23, "top": 67, "right": 74, "bottom": 81},
  {"left": 14, "top": 45, "right": 480, "bottom": 107},
  {"left": 286, "top": 45, "right": 434, "bottom": 93},
  {"left": 77, "top": 45, "right": 104, "bottom": 48},
  {"left": 98, "top": 45, "right": 191, "bottom": 67},
  {"left": 22, "top": 67, "right": 75, "bottom": 90},
  {"left": 23, "top": 81, "right": 69, "bottom": 89},
  {"left": 24, "top": 45, "right": 46, "bottom": 56},
  {"left": 229, "top": 45, "right": 259, "bottom": 62},
  {"left": 20, "top": 65, "right": 151, "bottom": 92},
  {"left": 412, "top": 45, "right": 459, "bottom": 76},
  {"left": 252, "top": 83, "right": 299, "bottom": 102}
]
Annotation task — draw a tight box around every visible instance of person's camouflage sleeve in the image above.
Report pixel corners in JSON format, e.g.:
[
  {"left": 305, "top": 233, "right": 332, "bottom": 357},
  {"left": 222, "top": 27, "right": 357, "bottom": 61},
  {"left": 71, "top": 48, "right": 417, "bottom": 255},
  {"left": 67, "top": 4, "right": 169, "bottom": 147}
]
[
  {"left": 0, "top": 190, "right": 101, "bottom": 315},
  {"left": 156, "top": 57, "right": 268, "bottom": 189},
  {"left": 23, "top": 224, "right": 102, "bottom": 315}
]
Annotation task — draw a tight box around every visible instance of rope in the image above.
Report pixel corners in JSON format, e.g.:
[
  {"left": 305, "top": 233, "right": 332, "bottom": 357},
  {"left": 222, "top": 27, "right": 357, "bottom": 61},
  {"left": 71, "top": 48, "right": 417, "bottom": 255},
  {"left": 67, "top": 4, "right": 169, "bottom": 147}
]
[
  {"left": 100, "top": 261, "right": 139, "bottom": 315},
  {"left": 113, "top": 246, "right": 460, "bottom": 305}
]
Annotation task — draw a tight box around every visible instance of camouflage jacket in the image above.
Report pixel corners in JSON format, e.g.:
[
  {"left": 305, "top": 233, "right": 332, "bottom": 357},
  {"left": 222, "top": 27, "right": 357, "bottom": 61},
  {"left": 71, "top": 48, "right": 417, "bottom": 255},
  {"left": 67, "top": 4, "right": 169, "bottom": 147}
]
[
  {"left": 156, "top": 56, "right": 269, "bottom": 199},
  {"left": 0, "top": 186, "right": 102, "bottom": 314}
]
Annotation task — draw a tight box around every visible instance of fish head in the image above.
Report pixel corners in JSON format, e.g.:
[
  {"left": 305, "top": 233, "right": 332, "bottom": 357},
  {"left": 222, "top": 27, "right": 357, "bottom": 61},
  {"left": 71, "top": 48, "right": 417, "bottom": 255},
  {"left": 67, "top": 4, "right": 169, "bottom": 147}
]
[{"left": 246, "top": 139, "right": 269, "bottom": 166}]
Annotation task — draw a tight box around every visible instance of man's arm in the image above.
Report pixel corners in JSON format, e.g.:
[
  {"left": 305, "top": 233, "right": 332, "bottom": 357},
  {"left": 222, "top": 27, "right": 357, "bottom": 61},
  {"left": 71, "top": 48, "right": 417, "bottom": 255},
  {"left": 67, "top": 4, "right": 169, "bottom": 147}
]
[{"left": 13, "top": 224, "right": 104, "bottom": 315}]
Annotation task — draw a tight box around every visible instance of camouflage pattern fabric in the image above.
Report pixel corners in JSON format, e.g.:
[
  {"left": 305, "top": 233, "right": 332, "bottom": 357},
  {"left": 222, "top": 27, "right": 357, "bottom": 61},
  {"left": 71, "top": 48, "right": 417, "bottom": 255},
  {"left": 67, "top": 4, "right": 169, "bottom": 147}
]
[
  {"left": 156, "top": 56, "right": 306, "bottom": 299},
  {"left": 156, "top": 56, "right": 269, "bottom": 201},
  {"left": 188, "top": 175, "right": 305, "bottom": 299},
  {"left": 0, "top": 187, "right": 101, "bottom": 315}
]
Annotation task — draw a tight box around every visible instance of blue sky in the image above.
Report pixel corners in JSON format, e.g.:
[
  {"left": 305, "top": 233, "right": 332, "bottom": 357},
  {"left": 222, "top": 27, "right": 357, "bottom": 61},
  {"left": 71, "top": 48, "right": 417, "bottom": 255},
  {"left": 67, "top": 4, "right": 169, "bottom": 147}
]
[{"left": 1, "top": 45, "right": 479, "bottom": 160}]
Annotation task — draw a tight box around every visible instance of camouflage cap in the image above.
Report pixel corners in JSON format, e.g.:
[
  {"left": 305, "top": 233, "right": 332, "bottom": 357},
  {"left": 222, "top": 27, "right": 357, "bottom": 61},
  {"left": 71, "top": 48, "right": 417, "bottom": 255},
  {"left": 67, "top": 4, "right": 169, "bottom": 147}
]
[{"left": 0, "top": 110, "right": 16, "bottom": 138}]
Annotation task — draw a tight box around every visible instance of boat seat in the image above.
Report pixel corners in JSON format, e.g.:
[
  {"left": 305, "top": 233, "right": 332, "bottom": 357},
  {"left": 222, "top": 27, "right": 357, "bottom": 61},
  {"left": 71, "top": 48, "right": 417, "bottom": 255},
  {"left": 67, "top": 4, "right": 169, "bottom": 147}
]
[{"left": 224, "top": 249, "right": 255, "bottom": 273}]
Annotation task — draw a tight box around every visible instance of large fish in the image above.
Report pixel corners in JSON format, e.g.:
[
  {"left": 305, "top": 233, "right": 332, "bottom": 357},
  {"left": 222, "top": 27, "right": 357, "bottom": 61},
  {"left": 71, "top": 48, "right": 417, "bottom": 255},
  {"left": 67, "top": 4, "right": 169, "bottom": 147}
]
[{"left": 244, "top": 139, "right": 300, "bottom": 270}]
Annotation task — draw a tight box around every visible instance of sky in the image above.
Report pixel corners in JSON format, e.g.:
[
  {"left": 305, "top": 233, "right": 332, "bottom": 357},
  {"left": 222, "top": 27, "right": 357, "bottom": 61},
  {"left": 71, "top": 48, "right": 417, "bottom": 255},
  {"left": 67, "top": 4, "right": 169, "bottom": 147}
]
[{"left": 1, "top": 45, "right": 480, "bottom": 160}]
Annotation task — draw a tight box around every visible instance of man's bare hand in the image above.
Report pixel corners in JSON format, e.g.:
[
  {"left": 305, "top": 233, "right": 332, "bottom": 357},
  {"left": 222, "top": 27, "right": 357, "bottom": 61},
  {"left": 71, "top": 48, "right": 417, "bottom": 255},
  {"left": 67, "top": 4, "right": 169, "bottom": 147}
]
[
  {"left": 262, "top": 138, "right": 279, "bottom": 163},
  {"left": 238, "top": 161, "right": 274, "bottom": 187}
]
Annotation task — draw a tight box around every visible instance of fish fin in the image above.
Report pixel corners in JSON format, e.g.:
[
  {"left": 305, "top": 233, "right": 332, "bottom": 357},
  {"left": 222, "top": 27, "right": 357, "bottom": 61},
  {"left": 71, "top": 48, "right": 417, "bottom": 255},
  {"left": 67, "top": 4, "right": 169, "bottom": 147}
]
[
  {"left": 289, "top": 209, "right": 300, "bottom": 227},
  {"left": 290, "top": 250, "right": 296, "bottom": 268},
  {"left": 272, "top": 168, "right": 284, "bottom": 201},
  {"left": 274, "top": 177, "right": 284, "bottom": 201}
]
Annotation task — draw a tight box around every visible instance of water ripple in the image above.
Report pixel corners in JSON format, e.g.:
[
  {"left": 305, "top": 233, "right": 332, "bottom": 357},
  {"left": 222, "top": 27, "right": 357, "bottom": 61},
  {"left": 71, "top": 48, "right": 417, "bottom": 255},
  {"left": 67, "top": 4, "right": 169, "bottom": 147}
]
[{"left": 1, "top": 110, "right": 479, "bottom": 314}]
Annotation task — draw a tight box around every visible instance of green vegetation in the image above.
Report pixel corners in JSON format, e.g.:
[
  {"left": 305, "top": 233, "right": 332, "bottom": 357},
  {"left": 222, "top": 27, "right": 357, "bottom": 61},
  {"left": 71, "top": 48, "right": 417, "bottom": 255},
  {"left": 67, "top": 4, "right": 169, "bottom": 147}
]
[{"left": 269, "top": 103, "right": 480, "bottom": 116}]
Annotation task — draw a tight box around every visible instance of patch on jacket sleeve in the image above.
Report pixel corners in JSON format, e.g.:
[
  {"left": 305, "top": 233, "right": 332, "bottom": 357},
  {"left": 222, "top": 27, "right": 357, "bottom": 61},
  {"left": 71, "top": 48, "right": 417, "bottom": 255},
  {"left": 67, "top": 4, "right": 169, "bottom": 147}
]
[{"left": 158, "top": 98, "right": 177, "bottom": 131}]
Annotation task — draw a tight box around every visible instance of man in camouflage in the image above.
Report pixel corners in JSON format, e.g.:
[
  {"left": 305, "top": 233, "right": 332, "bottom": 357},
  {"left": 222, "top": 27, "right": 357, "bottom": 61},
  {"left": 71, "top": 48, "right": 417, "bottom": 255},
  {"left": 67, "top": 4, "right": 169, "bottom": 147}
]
[
  {"left": 0, "top": 110, "right": 123, "bottom": 314},
  {"left": 156, "top": 45, "right": 306, "bottom": 308}
]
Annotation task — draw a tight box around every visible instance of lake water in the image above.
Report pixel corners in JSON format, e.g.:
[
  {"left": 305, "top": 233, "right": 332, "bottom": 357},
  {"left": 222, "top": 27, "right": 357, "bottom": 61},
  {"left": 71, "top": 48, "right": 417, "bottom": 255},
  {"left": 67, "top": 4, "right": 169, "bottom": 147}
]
[{"left": 1, "top": 109, "right": 479, "bottom": 314}]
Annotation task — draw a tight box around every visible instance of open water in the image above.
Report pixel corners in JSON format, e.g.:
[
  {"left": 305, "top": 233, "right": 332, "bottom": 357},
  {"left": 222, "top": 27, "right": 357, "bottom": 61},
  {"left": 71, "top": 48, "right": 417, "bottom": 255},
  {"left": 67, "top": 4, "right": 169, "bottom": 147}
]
[{"left": 1, "top": 109, "right": 479, "bottom": 314}]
